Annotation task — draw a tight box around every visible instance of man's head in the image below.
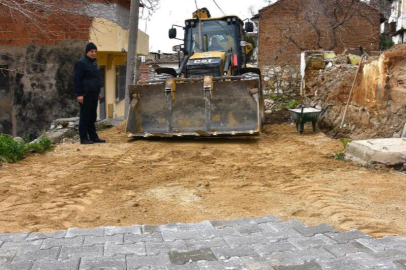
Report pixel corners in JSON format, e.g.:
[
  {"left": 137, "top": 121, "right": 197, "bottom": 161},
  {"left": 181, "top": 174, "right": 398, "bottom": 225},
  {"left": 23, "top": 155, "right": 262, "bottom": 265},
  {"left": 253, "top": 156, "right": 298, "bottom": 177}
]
[{"left": 85, "top": 42, "right": 98, "bottom": 59}]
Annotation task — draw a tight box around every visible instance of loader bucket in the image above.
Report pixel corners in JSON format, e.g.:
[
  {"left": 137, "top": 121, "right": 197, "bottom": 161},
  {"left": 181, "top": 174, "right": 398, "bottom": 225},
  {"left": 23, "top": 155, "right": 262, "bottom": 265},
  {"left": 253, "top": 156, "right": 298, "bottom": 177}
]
[{"left": 126, "top": 77, "right": 262, "bottom": 137}]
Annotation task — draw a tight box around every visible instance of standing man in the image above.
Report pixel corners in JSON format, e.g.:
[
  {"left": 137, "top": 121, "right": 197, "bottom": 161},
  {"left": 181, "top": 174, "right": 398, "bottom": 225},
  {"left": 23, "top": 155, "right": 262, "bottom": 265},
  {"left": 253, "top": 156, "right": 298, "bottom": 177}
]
[{"left": 74, "top": 42, "right": 106, "bottom": 145}]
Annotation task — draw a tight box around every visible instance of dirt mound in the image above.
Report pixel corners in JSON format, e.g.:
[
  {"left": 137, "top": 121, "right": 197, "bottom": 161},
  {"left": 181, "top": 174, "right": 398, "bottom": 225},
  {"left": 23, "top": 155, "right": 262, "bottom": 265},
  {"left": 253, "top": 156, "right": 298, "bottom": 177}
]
[
  {"left": 306, "top": 44, "right": 406, "bottom": 139},
  {"left": 0, "top": 124, "right": 405, "bottom": 237}
]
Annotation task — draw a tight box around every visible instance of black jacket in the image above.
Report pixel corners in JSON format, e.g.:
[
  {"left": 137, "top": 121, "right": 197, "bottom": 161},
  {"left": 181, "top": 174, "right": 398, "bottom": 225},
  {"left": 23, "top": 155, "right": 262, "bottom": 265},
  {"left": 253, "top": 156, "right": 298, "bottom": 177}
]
[{"left": 74, "top": 56, "right": 101, "bottom": 97}]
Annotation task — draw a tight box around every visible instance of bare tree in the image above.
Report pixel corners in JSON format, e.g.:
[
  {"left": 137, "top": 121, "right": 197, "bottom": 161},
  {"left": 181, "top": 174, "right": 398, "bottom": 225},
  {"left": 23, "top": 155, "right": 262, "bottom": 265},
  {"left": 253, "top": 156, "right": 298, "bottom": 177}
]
[{"left": 278, "top": 0, "right": 378, "bottom": 52}]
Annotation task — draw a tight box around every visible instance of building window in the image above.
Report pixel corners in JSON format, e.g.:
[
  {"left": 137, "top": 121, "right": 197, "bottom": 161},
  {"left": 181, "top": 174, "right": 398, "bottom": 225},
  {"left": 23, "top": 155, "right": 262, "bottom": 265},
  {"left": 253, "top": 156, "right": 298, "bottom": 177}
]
[{"left": 115, "top": 65, "right": 126, "bottom": 101}]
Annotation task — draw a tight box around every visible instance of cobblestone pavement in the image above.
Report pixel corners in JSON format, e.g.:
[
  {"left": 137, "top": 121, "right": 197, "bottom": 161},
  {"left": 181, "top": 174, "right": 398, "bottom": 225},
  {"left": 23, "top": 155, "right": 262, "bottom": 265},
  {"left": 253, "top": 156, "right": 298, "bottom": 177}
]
[{"left": 1, "top": 215, "right": 406, "bottom": 270}]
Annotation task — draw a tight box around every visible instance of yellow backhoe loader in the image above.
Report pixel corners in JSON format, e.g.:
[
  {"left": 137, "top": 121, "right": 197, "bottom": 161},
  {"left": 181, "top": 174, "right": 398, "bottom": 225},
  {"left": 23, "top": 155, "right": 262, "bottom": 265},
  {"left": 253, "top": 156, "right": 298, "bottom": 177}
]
[{"left": 126, "top": 8, "right": 264, "bottom": 137}]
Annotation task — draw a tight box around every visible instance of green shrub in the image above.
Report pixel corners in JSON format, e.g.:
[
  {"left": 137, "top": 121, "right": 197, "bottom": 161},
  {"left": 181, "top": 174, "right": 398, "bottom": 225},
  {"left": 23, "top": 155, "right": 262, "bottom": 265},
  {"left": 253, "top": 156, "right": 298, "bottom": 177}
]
[
  {"left": 0, "top": 134, "right": 27, "bottom": 163},
  {"left": 0, "top": 134, "right": 53, "bottom": 163},
  {"left": 334, "top": 138, "right": 351, "bottom": 161}
]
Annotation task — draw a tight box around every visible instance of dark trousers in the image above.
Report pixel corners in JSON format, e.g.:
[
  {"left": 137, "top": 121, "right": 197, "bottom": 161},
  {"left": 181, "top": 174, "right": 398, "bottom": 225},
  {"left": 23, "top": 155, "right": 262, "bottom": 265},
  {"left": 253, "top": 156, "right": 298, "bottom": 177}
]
[{"left": 79, "top": 96, "right": 99, "bottom": 142}]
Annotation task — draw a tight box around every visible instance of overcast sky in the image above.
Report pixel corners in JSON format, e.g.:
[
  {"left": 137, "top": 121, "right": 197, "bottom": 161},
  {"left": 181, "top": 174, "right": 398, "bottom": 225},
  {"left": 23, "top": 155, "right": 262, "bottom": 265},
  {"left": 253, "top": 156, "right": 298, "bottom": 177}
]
[{"left": 140, "top": 0, "right": 272, "bottom": 53}]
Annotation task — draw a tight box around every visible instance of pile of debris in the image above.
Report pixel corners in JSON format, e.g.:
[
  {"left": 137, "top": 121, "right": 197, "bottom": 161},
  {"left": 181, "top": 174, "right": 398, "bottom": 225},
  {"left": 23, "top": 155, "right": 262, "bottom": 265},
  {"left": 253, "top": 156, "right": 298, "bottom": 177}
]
[{"left": 45, "top": 117, "right": 114, "bottom": 143}]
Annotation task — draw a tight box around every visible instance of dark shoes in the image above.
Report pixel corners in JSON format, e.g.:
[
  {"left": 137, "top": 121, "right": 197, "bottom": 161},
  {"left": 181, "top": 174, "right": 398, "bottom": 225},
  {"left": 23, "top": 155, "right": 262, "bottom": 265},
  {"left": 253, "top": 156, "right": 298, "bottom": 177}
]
[
  {"left": 92, "top": 138, "right": 106, "bottom": 143},
  {"left": 81, "top": 140, "right": 94, "bottom": 145}
]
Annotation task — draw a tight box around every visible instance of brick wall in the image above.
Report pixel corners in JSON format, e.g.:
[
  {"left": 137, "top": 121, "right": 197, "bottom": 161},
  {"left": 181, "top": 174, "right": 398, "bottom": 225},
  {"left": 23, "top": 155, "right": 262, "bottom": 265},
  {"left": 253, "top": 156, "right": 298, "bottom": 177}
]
[{"left": 258, "top": 0, "right": 381, "bottom": 67}]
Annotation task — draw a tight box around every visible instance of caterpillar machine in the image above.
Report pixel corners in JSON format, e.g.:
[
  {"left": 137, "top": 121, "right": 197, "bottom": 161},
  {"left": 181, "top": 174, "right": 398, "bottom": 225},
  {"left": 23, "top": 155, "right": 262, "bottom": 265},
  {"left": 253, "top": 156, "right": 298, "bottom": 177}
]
[{"left": 126, "top": 8, "right": 264, "bottom": 137}]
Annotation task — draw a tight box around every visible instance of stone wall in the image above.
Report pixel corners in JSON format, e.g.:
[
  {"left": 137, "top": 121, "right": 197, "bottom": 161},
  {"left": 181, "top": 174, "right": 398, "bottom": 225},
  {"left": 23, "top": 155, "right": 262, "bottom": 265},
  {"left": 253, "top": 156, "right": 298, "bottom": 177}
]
[
  {"left": 0, "top": 41, "right": 86, "bottom": 138},
  {"left": 261, "top": 65, "right": 301, "bottom": 98}
]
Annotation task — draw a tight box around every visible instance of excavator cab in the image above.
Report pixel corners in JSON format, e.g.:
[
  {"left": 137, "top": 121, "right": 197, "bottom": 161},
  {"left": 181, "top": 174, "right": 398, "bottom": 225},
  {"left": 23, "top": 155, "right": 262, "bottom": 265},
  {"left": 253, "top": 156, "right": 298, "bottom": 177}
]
[{"left": 126, "top": 9, "right": 263, "bottom": 138}]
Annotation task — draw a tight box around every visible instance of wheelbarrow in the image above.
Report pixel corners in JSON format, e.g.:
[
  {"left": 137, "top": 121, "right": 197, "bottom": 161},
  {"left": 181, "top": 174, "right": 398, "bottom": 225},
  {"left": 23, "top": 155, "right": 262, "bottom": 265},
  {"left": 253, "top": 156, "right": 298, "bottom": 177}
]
[{"left": 288, "top": 104, "right": 333, "bottom": 134}]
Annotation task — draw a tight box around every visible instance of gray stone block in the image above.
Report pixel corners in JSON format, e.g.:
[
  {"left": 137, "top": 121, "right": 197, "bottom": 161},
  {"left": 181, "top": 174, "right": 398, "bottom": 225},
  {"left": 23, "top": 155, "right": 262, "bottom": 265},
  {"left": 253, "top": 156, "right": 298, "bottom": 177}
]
[
  {"left": 0, "top": 240, "right": 43, "bottom": 255},
  {"left": 169, "top": 248, "right": 217, "bottom": 265},
  {"left": 177, "top": 221, "right": 214, "bottom": 231},
  {"left": 197, "top": 257, "right": 246, "bottom": 269},
  {"left": 325, "top": 229, "right": 371, "bottom": 244},
  {"left": 258, "top": 224, "right": 302, "bottom": 240},
  {"left": 211, "top": 246, "right": 260, "bottom": 260},
  {"left": 324, "top": 241, "right": 373, "bottom": 257},
  {"left": 83, "top": 234, "right": 123, "bottom": 246},
  {"left": 166, "top": 262, "right": 199, "bottom": 269},
  {"left": 293, "top": 224, "right": 339, "bottom": 237},
  {"left": 146, "top": 240, "right": 188, "bottom": 255},
  {"left": 235, "top": 224, "right": 264, "bottom": 236},
  {"left": 210, "top": 219, "right": 249, "bottom": 229},
  {"left": 125, "top": 232, "right": 164, "bottom": 244},
  {"left": 288, "top": 234, "right": 337, "bottom": 250},
  {"left": 136, "top": 266, "right": 167, "bottom": 270},
  {"left": 13, "top": 247, "right": 60, "bottom": 262},
  {"left": 162, "top": 230, "right": 202, "bottom": 242},
  {"left": 0, "top": 260, "right": 33, "bottom": 270},
  {"left": 104, "top": 225, "right": 141, "bottom": 236},
  {"left": 247, "top": 215, "right": 281, "bottom": 225},
  {"left": 269, "top": 220, "right": 307, "bottom": 231},
  {"left": 376, "top": 236, "right": 406, "bottom": 249},
  {"left": 79, "top": 257, "right": 126, "bottom": 270},
  {"left": 273, "top": 261, "right": 323, "bottom": 270},
  {"left": 59, "top": 245, "right": 103, "bottom": 260},
  {"left": 185, "top": 238, "right": 228, "bottom": 250},
  {"left": 31, "top": 258, "right": 80, "bottom": 270},
  {"left": 224, "top": 234, "right": 272, "bottom": 248},
  {"left": 142, "top": 224, "right": 178, "bottom": 234},
  {"left": 104, "top": 242, "right": 146, "bottom": 257},
  {"left": 266, "top": 247, "right": 335, "bottom": 266},
  {"left": 241, "top": 256, "right": 276, "bottom": 270},
  {"left": 0, "top": 233, "right": 28, "bottom": 242},
  {"left": 255, "top": 240, "right": 299, "bottom": 257},
  {"left": 126, "top": 254, "right": 171, "bottom": 269},
  {"left": 25, "top": 230, "right": 67, "bottom": 241},
  {"left": 356, "top": 238, "right": 386, "bottom": 252},
  {"left": 66, "top": 227, "right": 104, "bottom": 238},
  {"left": 198, "top": 227, "right": 241, "bottom": 240},
  {"left": 319, "top": 257, "right": 370, "bottom": 270},
  {"left": 41, "top": 236, "right": 84, "bottom": 249}
]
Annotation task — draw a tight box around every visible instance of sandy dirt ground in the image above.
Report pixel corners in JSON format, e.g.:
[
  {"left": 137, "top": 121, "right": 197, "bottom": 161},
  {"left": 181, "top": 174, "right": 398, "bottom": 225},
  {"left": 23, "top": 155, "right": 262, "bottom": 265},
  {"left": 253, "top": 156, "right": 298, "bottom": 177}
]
[{"left": 0, "top": 123, "right": 405, "bottom": 238}]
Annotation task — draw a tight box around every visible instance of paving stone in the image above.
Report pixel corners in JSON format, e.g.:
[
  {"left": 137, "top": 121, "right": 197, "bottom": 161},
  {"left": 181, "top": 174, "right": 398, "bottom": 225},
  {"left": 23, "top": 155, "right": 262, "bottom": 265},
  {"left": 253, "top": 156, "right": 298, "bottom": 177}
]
[
  {"left": 395, "top": 260, "right": 406, "bottom": 269},
  {"left": 0, "top": 260, "right": 33, "bottom": 270},
  {"left": 241, "top": 256, "right": 276, "bottom": 270},
  {"left": 126, "top": 254, "right": 171, "bottom": 269},
  {"left": 197, "top": 257, "right": 247, "bottom": 269},
  {"left": 259, "top": 224, "right": 302, "bottom": 240},
  {"left": 142, "top": 224, "right": 178, "bottom": 234},
  {"left": 246, "top": 215, "right": 281, "bottom": 225},
  {"left": 79, "top": 257, "right": 126, "bottom": 270},
  {"left": 169, "top": 248, "right": 217, "bottom": 265},
  {"left": 210, "top": 219, "right": 250, "bottom": 229},
  {"left": 13, "top": 247, "right": 60, "bottom": 262},
  {"left": 25, "top": 230, "right": 67, "bottom": 241},
  {"left": 83, "top": 234, "right": 123, "bottom": 246},
  {"left": 125, "top": 232, "right": 164, "bottom": 243},
  {"left": 66, "top": 227, "right": 104, "bottom": 238},
  {"left": 162, "top": 230, "right": 202, "bottom": 242},
  {"left": 323, "top": 240, "right": 373, "bottom": 257},
  {"left": 319, "top": 257, "right": 371, "bottom": 270},
  {"left": 59, "top": 245, "right": 103, "bottom": 260},
  {"left": 269, "top": 220, "right": 307, "bottom": 231},
  {"left": 0, "top": 240, "right": 43, "bottom": 255},
  {"left": 41, "top": 236, "right": 84, "bottom": 249},
  {"left": 254, "top": 240, "right": 298, "bottom": 256},
  {"left": 293, "top": 224, "right": 339, "bottom": 237},
  {"left": 224, "top": 234, "right": 274, "bottom": 248},
  {"left": 104, "top": 225, "right": 141, "bottom": 236},
  {"left": 146, "top": 240, "right": 188, "bottom": 255},
  {"left": 104, "top": 242, "right": 146, "bottom": 257},
  {"left": 273, "top": 261, "right": 323, "bottom": 270},
  {"left": 266, "top": 247, "right": 335, "bottom": 266},
  {"left": 137, "top": 266, "right": 167, "bottom": 270},
  {"left": 31, "top": 258, "right": 80, "bottom": 270},
  {"left": 166, "top": 262, "right": 200, "bottom": 269},
  {"left": 211, "top": 246, "right": 260, "bottom": 260},
  {"left": 345, "top": 252, "right": 404, "bottom": 269},
  {"left": 185, "top": 238, "right": 229, "bottom": 250},
  {"left": 376, "top": 236, "right": 406, "bottom": 249},
  {"left": 0, "top": 233, "right": 28, "bottom": 243},
  {"left": 198, "top": 227, "right": 241, "bottom": 240},
  {"left": 177, "top": 221, "right": 214, "bottom": 231},
  {"left": 235, "top": 224, "right": 264, "bottom": 236},
  {"left": 356, "top": 238, "right": 386, "bottom": 252},
  {"left": 325, "top": 229, "right": 371, "bottom": 244},
  {"left": 288, "top": 234, "right": 337, "bottom": 250},
  {"left": 363, "top": 248, "right": 406, "bottom": 261}
]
